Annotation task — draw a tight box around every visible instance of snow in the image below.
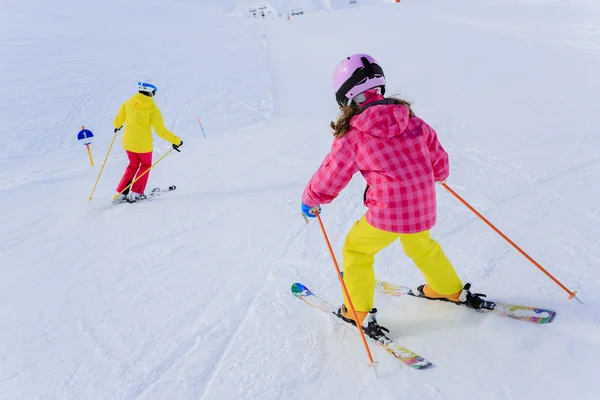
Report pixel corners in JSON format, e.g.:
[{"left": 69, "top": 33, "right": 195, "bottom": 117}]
[{"left": 1, "top": 0, "right": 599, "bottom": 398}]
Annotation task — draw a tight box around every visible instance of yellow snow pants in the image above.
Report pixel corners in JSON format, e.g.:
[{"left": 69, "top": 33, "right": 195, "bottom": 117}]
[{"left": 342, "top": 216, "right": 463, "bottom": 312}]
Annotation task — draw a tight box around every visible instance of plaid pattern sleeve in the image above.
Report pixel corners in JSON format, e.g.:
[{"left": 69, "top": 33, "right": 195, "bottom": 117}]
[
  {"left": 302, "top": 137, "right": 358, "bottom": 207},
  {"left": 426, "top": 124, "right": 449, "bottom": 182}
]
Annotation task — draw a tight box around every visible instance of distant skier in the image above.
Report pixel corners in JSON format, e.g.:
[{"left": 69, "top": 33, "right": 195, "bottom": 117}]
[
  {"left": 113, "top": 82, "right": 183, "bottom": 203},
  {"left": 301, "top": 54, "right": 489, "bottom": 340}
]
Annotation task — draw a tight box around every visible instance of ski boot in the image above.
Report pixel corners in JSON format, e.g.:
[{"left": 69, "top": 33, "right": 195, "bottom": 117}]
[
  {"left": 414, "top": 283, "right": 495, "bottom": 310},
  {"left": 113, "top": 193, "right": 128, "bottom": 204},
  {"left": 127, "top": 191, "right": 146, "bottom": 203},
  {"left": 336, "top": 305, "right": 391, "bottom": 343}
]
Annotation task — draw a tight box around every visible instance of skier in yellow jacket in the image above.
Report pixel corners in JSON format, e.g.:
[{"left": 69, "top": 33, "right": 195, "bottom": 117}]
[{"left": 113, "top": 82, "right": 183, "bottom": 203}]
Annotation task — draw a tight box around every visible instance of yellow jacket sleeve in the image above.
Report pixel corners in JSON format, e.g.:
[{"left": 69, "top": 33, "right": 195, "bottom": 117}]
[
  {"left": 114, "top": 103, "right": 126, "bottom": 129},
  {"left": 151, "top": 108, "right": 181, "bottom": 145}
]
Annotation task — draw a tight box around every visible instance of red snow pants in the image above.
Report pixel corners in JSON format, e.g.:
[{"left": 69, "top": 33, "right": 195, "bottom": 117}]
[{"left": 116, "top": 151, "right": 153, "bottom": 194}]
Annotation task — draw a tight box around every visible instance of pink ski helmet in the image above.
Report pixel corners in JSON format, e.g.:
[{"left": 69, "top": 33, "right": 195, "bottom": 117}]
[{"left": 333, "top": 54, "right": 386, "bottom": 106}]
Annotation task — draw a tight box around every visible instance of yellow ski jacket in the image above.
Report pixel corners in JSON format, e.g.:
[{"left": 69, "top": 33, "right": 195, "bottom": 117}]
[{"left": 113, "top": 93, "right": 181, "bottom": 153}]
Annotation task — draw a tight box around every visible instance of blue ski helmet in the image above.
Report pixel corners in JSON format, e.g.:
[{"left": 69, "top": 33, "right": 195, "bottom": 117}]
[{"left": 138, "top": 81, "right": 157, "bottom": 97}]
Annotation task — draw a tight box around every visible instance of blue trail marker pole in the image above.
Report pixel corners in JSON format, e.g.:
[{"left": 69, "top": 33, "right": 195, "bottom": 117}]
[{"left": 77, "top": 126, "right": 95, "bottom": 166}]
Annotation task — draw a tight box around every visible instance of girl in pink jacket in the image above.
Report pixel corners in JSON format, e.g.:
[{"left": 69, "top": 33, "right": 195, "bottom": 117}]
[{"left": 301, "top": 54, "right": 490, "bottom": 340}]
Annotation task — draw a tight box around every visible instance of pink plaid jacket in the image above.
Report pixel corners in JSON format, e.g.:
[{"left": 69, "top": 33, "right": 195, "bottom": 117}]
[{"left": 302, "top": 95, "right": 449, "bottom": 233}]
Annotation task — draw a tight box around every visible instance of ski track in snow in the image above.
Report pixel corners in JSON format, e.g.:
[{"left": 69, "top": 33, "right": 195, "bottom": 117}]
[{"left": 197, "top": 284, "right": 264, "bottom": 400}]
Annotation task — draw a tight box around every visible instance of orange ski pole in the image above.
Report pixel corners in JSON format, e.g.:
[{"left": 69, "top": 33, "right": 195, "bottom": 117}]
[
  {"left": 312, "top": 210, "right": 379, "bottom": 372},
  {"left": 441, "top": 182, "right": 581, "bottom": 303}
]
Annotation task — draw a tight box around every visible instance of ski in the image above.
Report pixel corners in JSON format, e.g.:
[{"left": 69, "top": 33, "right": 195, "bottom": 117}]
[
  {"left": 291, "top": 282, "right": 432, "bottom": 369},
  {"left": 375, "top": 280, "right": 556, "bottom": 324},
  {"left": 145, "top": 185, "right": 177, "bottom": 199}
]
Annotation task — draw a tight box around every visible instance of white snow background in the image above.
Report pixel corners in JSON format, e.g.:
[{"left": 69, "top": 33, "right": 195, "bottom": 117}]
[{"left": 1, "top": 0, "right": 600, "bottom": 398}]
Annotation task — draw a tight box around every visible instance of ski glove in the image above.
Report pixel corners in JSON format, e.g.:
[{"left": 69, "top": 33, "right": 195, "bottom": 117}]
[
  {"left": 173, "top": 140, "right": 183, "bottom": 152},
  {"left": 301, "top": 202, "right": 321, "bottom": 218},
  {"left": 114, "top": 126, "right": 123, "bottom": 133}
]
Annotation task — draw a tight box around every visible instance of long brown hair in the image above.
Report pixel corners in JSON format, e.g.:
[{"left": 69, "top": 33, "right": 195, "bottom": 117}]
[{"left": 330, "top": 97, "right": 414, "bottom": 138}]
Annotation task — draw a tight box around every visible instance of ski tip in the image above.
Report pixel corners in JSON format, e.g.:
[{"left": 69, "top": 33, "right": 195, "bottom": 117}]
[
  {"left": 291, "top": 282, "right": 312, "bottom": 297},
  {"left": 539, "top": 310, "right": 556, "bottom": 324}
]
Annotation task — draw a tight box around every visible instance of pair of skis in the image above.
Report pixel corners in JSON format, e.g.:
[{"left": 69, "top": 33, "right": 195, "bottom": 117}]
[
  {"left": 113, "top": 185, "right": 176, "bottom": 204},
  {"left": 291, "top": 281, "right": 556, "bottom": 369}
]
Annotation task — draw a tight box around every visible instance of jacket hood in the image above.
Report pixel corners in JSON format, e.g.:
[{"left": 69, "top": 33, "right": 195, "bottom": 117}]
[
  {"left": 130, "top": 93, "right": 156, "bottom": 110},
  {"left": 350, "top": 92, "right": 410, "bottom": 139}
]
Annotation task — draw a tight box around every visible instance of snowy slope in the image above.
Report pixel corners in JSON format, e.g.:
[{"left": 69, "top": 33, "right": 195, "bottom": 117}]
[{"left": 2, "top": 0, "right": 600, "bottom": 399}]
